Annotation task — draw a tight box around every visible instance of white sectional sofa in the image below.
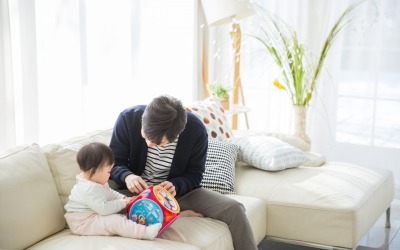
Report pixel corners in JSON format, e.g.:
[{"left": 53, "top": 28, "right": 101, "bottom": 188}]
[{"left": 0, "top": 129, "right": 394, "bottom": 250}]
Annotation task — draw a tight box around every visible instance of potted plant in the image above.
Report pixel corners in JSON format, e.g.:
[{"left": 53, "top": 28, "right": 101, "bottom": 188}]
[
  {"left": 250, "top": 0, "right": 377, "bottom": 144},
  {"left": 207, "top": 82, "right": 231, "bottom": 110}
]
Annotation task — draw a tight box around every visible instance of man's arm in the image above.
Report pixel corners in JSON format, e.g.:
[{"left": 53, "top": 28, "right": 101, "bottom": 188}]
[
  {"left": 110, "top": 107, "right": 149, "bottom": 192},
  {"left": 169, "top": 121, "right": 208, "bottom": 197},
  {"left": 109, "top": 112, "right": 134, "bottom": 187}
]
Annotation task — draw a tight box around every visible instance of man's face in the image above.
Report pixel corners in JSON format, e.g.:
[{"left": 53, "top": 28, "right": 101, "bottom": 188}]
[{"left": 141, "top": 129, "right": 170, "bottom": 147}]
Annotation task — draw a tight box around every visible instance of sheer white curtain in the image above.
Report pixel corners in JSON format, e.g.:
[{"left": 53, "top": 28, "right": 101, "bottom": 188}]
[
  {"left": 0, "top": 0, "right": 39, "bottom": 150},
  {"left": 208, "top": 0, "right": 400, "bottom": 188},
  {"left": 330, "top": 0, "right": 400, "bottom": 191},
  {"left": 1, "top": 0, "right": 197, "bottom": 151},
  {"left": 206, "top": 0, "right": 341, "bottom": 134},
  {"left": 0, "top": 0, "right": 13, "bottom": 150}
]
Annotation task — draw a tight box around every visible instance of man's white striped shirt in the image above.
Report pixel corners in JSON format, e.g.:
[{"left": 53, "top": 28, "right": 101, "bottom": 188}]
[{"left": 141, "top": 139, "right": 178, "bottom": 186}]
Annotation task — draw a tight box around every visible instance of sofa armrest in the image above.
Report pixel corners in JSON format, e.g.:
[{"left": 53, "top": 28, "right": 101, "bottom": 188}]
[{"left": 303, "top": 151, "right": 326, "bottom": 167}]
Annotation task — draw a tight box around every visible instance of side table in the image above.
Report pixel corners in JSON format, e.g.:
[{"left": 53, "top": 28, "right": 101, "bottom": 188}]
[{"left": 225, "top": 105, "right": 251, "bottom": 130}]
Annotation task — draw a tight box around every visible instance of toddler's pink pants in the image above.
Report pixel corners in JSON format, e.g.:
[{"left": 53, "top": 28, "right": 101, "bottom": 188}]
[{"left": 65, "top": 212, "right": 146, "bottom": 239}]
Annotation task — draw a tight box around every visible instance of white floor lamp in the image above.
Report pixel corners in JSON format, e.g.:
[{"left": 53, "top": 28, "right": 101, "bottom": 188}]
[{"left": 200, "top": 0, "right": 254, "bottom": 129}]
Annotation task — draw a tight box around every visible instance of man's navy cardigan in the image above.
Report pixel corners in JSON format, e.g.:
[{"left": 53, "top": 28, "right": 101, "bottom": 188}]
[{"left": 109, "top": 105, "right": 208, "bottom": 198}]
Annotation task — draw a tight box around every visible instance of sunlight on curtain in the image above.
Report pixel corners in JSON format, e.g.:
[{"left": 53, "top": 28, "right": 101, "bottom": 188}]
[
  {"left": 230, "top": 0, "right": 400, "bottom": 184},
  {"left": 336, "top": 0, "right": 400, "bottom": 149},
  {"left": 35, "top": 0, "right": 83, "bottom": 145},
  {"left": 233, "top": 0, "right": 400, "bottom": 151},
  {"left": 0, "top": 0, "right": 195, "bottom": 150},
  {"left": 0, "top": 0, "right": 39, "bottom": 148},
  {"left": 13, "top": 0, "right": 196, "bottom": 147},
  {"left": 239, "top": 0, "right": 332, "bottom": 133},
  {"left": 0, "top": 0, "right": 15, "bottom": 150}
]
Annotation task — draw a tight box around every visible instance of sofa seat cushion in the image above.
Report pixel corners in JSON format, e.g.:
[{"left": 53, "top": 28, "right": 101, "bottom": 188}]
[
  {"left": 0, "top": 144, "right": 65, "bottom": 250},
  {"left": 159, "top": 217, "right": 234, "bottom": 250},
  {"left": 159, "top": 196, "right": 266, "bottom": 249},
  {"left": 235, "top": 161, "right": 394, "bottom": 249},
  {"left": 27, "top": 229, "right": 200, "bottom": 250}
]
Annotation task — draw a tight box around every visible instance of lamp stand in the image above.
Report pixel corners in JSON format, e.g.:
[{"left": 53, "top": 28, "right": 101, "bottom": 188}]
[
  {"left": 202, "top": 40, "right": 209, "bottom": 97},
  {"left": 230, "top": 23, "right": 249, "bottom": 130}
]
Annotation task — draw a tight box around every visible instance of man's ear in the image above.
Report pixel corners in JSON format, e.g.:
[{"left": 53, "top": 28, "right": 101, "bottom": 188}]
[{"left": 140, "top": 128, "right": 145, "bottom": 139}]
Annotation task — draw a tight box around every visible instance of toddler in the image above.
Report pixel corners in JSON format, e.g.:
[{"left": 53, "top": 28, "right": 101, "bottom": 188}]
[{"left": 64, "top": 142, "right": 161, "bottom": 240}]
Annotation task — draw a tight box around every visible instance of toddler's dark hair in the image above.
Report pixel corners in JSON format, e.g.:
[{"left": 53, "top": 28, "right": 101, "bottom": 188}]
[{"left": 76, "top": 142, "right": 115, "bottom": 178}]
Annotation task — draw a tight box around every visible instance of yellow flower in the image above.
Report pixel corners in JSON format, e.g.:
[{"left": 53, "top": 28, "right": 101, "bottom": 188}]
[{"left": 273, "top": 79, "right": 285, "bottom": 90}]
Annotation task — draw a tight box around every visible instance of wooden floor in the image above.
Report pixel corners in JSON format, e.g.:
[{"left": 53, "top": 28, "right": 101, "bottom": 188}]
[{"left": 259, "top": 199, "right": 400, "bottom": 250}]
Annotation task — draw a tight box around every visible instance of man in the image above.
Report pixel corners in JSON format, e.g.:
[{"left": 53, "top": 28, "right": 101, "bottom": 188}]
[{"left": 109, "top": 95, "right": 257, "bottom": 250}]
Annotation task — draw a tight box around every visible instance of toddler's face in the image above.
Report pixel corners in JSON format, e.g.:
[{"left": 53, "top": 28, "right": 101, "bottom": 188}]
[{"left": 90, "top": 163, "right": 112, "bottom": 185}]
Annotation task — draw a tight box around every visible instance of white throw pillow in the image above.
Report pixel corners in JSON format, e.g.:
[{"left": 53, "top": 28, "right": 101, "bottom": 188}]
[
  {"left": 201, "top": 140, "right": 238, "bottom": 194},
  {"left": 229, "top": 136, "right": 309, "bottom": 171},
  {"left": 232, "top": 129, "right": 311, "bottom": 151}
]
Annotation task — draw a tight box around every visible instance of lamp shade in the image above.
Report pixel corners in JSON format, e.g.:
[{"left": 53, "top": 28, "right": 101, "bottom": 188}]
[{"left": 201, "top": 0, "right": 255, "bottom": 26}]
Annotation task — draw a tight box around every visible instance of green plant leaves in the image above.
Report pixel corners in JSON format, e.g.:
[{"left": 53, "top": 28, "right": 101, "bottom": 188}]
[{"left": 250, "top": 0, "right": 377, "bottom": 106}]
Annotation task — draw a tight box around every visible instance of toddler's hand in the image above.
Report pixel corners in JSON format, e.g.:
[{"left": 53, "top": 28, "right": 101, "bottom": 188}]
[{"left": 123, "top": 196, "right": 133, "bottom": 206}]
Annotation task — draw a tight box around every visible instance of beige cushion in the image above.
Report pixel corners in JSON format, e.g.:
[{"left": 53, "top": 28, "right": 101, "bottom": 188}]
[
  {"left": 0, "top": 144, "right": 65, "bottom": 250},
  {"left": 160, "top": 195, "right": 266, "bottom": 249},
  {"left": 235, "top": 161, "right": 394, "bottom": 248},
  {"left": 42, "top": 129, "right": 112, "bottom": 208},
  {"left": 27, "top": 229, "right": 200, "bottom": 250}
]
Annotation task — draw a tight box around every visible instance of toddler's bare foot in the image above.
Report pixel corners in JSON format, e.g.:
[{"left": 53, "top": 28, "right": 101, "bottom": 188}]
[
  {"left": 144, "top": 223, "right": 162, "bottom": 240},
  {"left": 180, "top": 210, "right": 203, "bottom": 217}
]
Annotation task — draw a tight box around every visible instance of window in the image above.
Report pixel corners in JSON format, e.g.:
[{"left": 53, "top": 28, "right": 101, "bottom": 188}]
[
  {"left": 336, "top": 0, "right": 400, "bottom": 149},
  {"left": 1, "top": 0, "right": 197, "bottom": 150}
]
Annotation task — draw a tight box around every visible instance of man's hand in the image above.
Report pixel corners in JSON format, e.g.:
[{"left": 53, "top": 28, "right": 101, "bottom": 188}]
[
  {"left": 125, "top": 174, "right": 148, "bottom": 194},
  {"left": 159, "top": 181, "right": 176, "bottom": 197}
]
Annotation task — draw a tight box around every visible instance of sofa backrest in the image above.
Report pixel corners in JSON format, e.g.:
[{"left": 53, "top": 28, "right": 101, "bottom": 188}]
[
  {"left": 0, "top": 144, "right": 65, "bottom": 250},
  {"left": 42, "top": 129, "right": 112, "bottom": 209}
]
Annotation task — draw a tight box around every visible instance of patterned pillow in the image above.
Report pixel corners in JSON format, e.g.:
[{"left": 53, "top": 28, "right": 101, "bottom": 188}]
[
  {"left": 229, "top": 136, "right": 309, "bottom": 171},
  {"left": 201, "top": 140, "right": 238, "bottom": 194},
  {"left": 186, "top": 98, "right": 232, "bottom": 141}
]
